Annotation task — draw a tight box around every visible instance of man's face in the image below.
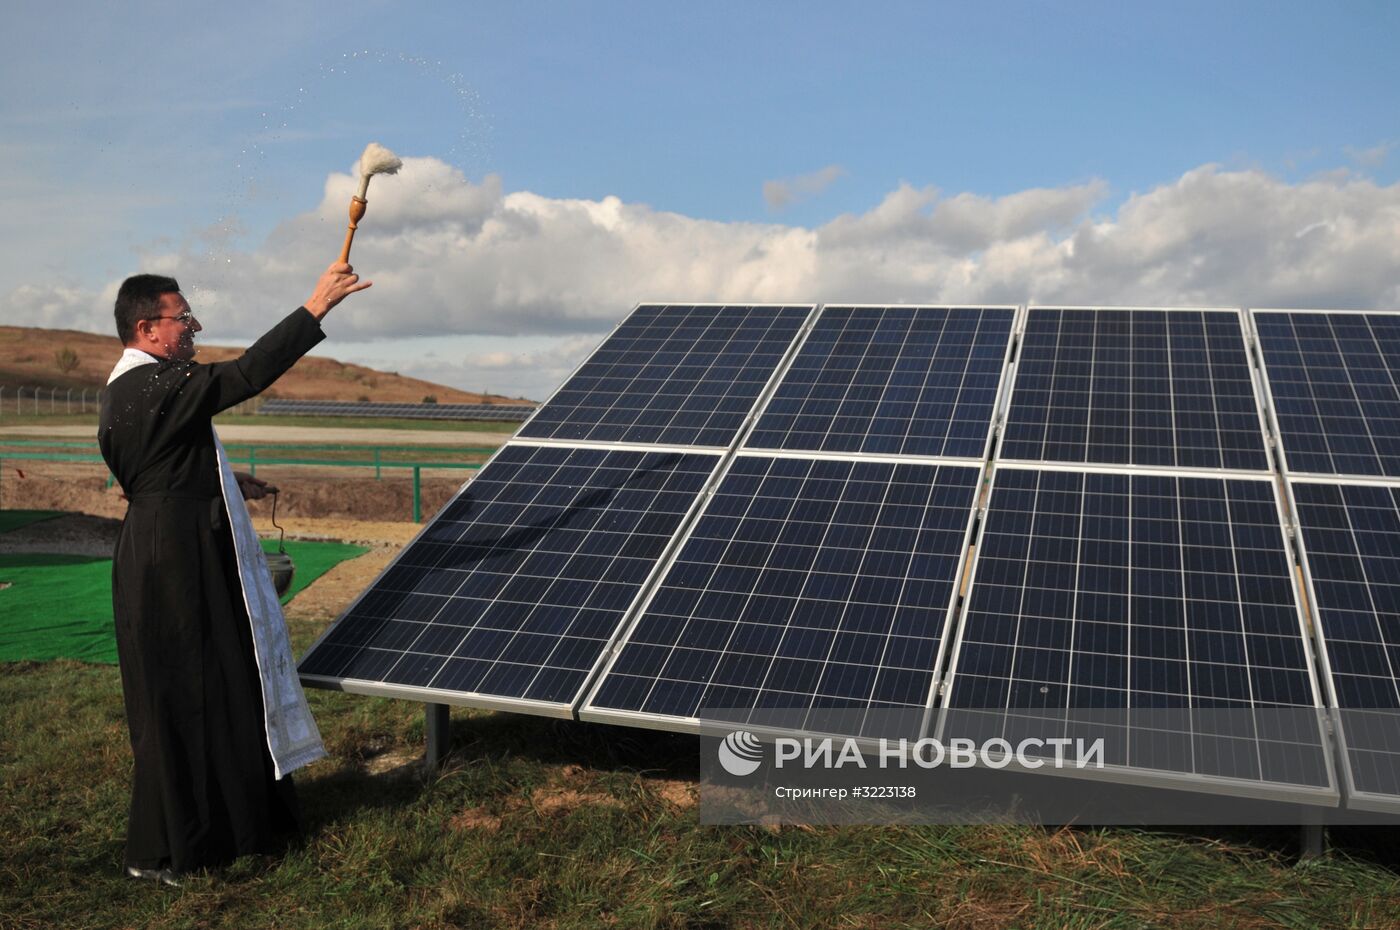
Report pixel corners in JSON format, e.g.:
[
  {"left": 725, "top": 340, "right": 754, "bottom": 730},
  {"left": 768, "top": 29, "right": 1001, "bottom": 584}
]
[{"left": 147, "top": 292, "right": 202, "bottom": 361}]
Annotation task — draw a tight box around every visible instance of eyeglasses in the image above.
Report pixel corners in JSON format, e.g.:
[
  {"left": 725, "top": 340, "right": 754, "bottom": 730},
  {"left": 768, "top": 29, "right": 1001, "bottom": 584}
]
[{"left": 149, "top": 310, "right": 196, "bottom": 325}]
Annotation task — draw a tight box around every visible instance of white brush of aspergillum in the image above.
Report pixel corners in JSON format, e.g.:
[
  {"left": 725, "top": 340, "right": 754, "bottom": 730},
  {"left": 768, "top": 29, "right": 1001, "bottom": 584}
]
[
  {"left": 354, "top": 142, "right": 403, "bottom": 199},
  {"left": 339, "top": 142, "right": 403, "bottom": 262}
]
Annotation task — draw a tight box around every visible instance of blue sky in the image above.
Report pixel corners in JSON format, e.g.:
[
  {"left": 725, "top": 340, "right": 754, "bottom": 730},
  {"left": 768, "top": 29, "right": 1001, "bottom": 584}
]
[{"left": 3, "top": 1, "right": 1398, "bottom": 399}]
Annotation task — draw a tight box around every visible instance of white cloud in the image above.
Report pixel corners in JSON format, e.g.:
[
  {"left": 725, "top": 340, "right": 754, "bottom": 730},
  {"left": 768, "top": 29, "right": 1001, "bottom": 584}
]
[
  {"left": 7, "top": 159, "right": 1400, "bottom": 399},
  {"left": 466, "top": 335, "right": 600, "bottom": 373},
  {"left": 319, "top": 333, "right": 601, "bottom": 402},
  {"left": 1, "top": 282, "right": 114, "bottom": 331},
  {"left": 1345, "top": 141, "right": 1393, "bottom": 169},
  {"left": 1038, "top": 166, "right": 1400, "bottom": 308},
  {"left": 764, "top": 164, "right": 846, "bottom": 211}
]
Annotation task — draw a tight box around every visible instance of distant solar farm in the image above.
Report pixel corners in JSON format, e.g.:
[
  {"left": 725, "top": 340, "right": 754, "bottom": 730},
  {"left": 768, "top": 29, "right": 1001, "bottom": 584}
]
[{"left": 258, "top": 398, "right": 536, "bottom": 422}]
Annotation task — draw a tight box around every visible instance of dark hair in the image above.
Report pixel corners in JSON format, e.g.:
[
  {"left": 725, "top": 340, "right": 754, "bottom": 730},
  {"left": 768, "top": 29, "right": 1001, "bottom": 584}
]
[{"left": 114, "top": 274, "right": 181, "bottom": 344}]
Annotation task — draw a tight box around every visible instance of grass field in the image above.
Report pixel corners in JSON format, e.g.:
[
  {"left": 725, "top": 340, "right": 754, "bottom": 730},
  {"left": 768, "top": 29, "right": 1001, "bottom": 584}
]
[
  {"left": 5, "top": 637, "right": 1400, "bottom": 929},
  {"left": 5, "top": 421, "right": 1400, "bottom": 928}
]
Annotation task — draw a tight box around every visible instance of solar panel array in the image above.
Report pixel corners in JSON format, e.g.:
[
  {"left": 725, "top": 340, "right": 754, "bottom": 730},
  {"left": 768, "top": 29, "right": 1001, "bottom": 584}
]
[
  {"left": 299, "top": 445, "right": 718, "bottom": 709},
  {"left": 518, "top": 304, "right": 810, "bottom": 447},
  {"left": 746, "top": 306, "right": 1011, "bottom": 458},
  {"left": 934, "top": 308, "right": 1335, "bottom": 798},
  {"left": 1253, "top": 309, "right": 1400, "bottom": 812},
  {"left": 1289, "top": 481, "right": 1400, "bottom": 806},
  {"left": 581, "top": 306, "right": 1014, "bottom": 738},
  {"left": 1001, "top": 309, "right": 1270, "bottom": 472},
  {"left": 301, "top": 300, "right": 1400, "bottom": 811},
  {"left": 585, "top": 456, "right": 981, "bottom": 738},
  {"left": 939, "top": 466, "right": 1330, "bottom": 794},
  {"left": 1253, "top": 311, "right": 1400, "bottom": 478},
  {"left": 299, "top": 304, "right": 816, "bottom": 714},
  {"left": 259, "top": 399, "right": 536, "bottom": 422}
]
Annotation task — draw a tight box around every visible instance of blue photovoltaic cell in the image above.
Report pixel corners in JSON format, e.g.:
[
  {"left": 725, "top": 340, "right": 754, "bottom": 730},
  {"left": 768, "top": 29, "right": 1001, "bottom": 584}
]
[
  {"left": 518, "top": 304, "right": 811, "bottom": 447},
  {"left": 1254, "top": 311, "right": 1400, "bottom": 478},
  {"left": 944, "top": 468, "right": 1329, "bottom": 788},
  {"left": 587, "top": 455, "right": 980, "bottom": 738},
  {"left": 298, "top": 445, "right": 718, "bottom": 706},
  {"left": 746, "top": 306, "right": 1012, "bottom": 458},
  {"left": 1000, "top": 309, "right": 1270, "bottom": 471},
  {"left": 1291, "top": 482, "right": 1400, "bottom": 800}
]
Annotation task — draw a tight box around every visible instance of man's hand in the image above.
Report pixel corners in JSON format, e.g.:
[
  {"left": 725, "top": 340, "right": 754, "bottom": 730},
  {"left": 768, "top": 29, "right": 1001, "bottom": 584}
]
[
  {"left": 304, "top": 261, "right": 372, "bottom": 319},
  {"left": 235, "top": 471, "right": 277, "bottom": 501}
]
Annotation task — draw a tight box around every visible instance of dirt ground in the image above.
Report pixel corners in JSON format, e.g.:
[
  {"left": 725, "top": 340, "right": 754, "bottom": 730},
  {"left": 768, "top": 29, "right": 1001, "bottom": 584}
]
[
  {"left": 3, "top": 509, "right": 412, "bottom": 622},
  {"left": 2, "top": 448, "right": 450, "bottom": 626},
  {"left": 0, "top": 422, "right": 497, "bottom": 620},
  {"left": 0, "top": 462, "right": 469, "bottom": 524}
]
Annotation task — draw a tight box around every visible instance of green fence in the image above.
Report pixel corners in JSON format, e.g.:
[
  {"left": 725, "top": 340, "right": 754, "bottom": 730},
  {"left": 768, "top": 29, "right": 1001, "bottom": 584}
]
[{"left": 0, "top": 440, "right": 495, "bottom": 522}]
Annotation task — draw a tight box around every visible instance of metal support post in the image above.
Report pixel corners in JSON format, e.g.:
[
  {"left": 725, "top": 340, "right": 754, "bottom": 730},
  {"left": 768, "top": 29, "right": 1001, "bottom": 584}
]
[
  {"left": 1299, "top": 822, "right": 1325, "bottom": 861},
  {"left": 413, "top": 466, "right": 422, "bottom": 522},
  {"left": 1299, "top": 812, "right": 1321, "bottom": 862},
  {"left": 425, "top": 702, "right": 450, "bottom": 769}
]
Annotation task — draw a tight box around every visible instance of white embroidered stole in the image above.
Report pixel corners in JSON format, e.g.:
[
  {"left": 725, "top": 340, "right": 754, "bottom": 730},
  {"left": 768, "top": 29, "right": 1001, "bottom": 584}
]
[{"left": 211, "top": 430, "right": 326, "bottom": 777}]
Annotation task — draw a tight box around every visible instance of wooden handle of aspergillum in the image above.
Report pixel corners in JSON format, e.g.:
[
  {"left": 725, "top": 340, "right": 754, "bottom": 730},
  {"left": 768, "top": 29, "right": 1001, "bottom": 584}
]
[{"left": 339, "top": 196, "right": 367, "bottom": 263}]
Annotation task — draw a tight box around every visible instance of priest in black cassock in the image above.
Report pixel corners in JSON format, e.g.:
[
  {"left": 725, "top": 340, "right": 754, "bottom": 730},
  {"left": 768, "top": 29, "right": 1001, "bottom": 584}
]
[{"left": 98, "top": 262, "right": 370, "bottom": 885}]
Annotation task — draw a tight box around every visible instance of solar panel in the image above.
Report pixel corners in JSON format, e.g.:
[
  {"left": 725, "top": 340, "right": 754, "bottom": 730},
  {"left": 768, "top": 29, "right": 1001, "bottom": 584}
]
[
  {"left": 518, "top": 304, "right": 812, "bottom": 447},
  {"left": 295, "top": 299, "right": 1400, "bottom": 813},
  {"left": 1000, "top": 308, "right": 1271, "bottom": 472},
  {"left": 580, "top": 455, "right": 981, "bottom": 739},
  {"left": 939, "top": 465, "right": 1334, "bottom": 799},
  {"left": 1289, "top": 479, "right": 1400, "bottom": 811},
  {"left": 298, "top": 444, "right": 719, "bottom": 712},
  {"left": 745, "top": 306, "right": 1014, "bottom": 458},
  {"left": 1253, "top": 310, "right": 1400, "bottom": 479}
]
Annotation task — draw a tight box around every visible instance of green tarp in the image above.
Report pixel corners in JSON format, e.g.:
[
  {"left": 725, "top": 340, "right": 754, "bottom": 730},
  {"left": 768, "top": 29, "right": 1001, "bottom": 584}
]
[{"left": 0, "top": 539, "right": 368, "bottom": 664}]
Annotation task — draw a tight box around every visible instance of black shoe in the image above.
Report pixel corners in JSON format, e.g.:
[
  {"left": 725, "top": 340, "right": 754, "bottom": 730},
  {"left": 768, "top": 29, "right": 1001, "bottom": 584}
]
[{"left": 125, "top": 865, "right": 181, "bottom": 887}]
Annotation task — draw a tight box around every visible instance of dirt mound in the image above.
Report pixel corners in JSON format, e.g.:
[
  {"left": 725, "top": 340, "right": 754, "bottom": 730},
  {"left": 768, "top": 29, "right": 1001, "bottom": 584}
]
[
  {"left": 2, "top": 510, "right": 411, "bottom": 624},
  {"left": 1, "top": 512, "right": 120, "bottom": 557},
  {"left": 284, "top": 546, "right": 398, "bottom": 622},
  {"left": 244, "top": 474, "right": 465, "bottom": 524},
  {"left": 2, "top": 446, "right": 452, "bottom": 623},
  {"left": 1, "top": 462, "right": 465, "bottom": 524}
]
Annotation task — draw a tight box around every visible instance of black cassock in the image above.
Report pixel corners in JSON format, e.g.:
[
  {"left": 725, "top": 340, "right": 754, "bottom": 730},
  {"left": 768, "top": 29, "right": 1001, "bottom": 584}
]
[{"left": 99, "top": 307, "right": 324, "bottom": 873}]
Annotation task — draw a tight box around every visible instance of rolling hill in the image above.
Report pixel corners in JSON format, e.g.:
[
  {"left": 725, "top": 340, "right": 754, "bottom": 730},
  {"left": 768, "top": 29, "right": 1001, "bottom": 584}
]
[{"left": 0, "top": 325, "right": 530, "bottom": 405}]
